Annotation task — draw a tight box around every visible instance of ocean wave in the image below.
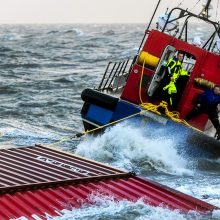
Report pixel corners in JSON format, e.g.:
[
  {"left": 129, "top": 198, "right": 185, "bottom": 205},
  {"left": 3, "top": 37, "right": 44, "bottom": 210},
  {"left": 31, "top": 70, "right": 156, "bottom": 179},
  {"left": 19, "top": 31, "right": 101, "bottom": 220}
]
[
  {"left": 53, "top": 75, "right": 85, "bottom": 84},
  {"left": 1, "top": 32, "right": 20, "bottom": 41},
  {"left": 0, "top": 46, "right": 14, "bottom": 52},
  {"left": 0, "top": 63, "right": 40, "bottom": 69},
  {"left": 0, "top": 126, "right": 59, "bottom": 146},
  {"left": 103, "top": 30, "right": 115, "bottom": 36},
  {"left": 0, "top": 86, "right": 19, "bottom": 94},
  {"left": 174, "top": 181, "right": 220, "bottom": 208},
  {"left": 75, "top": 123, "right": 193, "bottom": 176},
  {"left": 46, "top": 193, "right": 204, "bottom": 220},
  {"left": 196, "top": 159, "right": 220, "bottom": 171},
  {"left": 64, "top": 28, "right": 84, "bottom": 36},
  {"left": 47, "top": 30, "right": 60, "bottom": 34}
]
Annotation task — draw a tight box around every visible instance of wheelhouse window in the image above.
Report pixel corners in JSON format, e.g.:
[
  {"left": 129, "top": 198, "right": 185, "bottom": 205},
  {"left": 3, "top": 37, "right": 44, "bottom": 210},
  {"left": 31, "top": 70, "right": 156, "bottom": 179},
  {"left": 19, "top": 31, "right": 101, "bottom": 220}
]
[{"left": 181, "top": 51, "right": 196, "bottom": 74}]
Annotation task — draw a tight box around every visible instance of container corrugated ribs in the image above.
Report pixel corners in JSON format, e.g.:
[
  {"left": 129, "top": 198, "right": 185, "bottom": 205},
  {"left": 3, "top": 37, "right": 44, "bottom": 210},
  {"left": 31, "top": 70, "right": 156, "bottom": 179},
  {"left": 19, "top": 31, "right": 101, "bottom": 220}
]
[
  {"left": 0, "top": 145, "right": 218, "bottom": 220},
  {"left": 0, "top": 145, "right": 126, "bottom": 194}
]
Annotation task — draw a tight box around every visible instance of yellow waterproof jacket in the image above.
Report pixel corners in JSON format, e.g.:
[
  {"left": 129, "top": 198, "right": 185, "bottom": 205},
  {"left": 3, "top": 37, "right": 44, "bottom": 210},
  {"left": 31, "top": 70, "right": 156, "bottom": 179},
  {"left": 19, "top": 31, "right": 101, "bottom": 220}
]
[
  {"left": 167, "top": 57, "right": 188, "bottom": 82},
  {"left": 163, "top": 81, "right": 177, "bottom": 95},
  {"left": 163, "top": 81, "right": 177, "bottom": 105}
]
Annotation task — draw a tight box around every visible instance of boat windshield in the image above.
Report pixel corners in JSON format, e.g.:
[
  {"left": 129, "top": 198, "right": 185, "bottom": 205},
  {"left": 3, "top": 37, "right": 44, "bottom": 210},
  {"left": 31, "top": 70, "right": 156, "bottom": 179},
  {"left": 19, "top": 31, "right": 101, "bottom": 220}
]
[{"left": 182, "top": 54, "right": 196, "bottom": 73}]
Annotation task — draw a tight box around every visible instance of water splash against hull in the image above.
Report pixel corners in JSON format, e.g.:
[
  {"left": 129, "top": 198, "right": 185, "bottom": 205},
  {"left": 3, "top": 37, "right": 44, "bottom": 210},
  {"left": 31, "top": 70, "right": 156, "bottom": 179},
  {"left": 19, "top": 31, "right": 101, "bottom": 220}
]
[{"left": 76, "top": 123, "right": 193, "bottom": 176}]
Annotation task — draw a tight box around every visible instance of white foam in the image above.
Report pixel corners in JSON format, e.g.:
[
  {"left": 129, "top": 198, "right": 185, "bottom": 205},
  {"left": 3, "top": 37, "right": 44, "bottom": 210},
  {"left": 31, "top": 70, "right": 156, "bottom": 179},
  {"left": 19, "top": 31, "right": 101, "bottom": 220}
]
[
  {"left": 72, "top": 28, "right": 84, "bottom": 36},
  {"left": 175, "top": 183, "right": 220, "bottom": 208},
  {"left": 47, "top": 193, "right": 200, "bottom": 220},
  {"left": 14, "top": 217, "right": 28, "bottom": 220},
  {"left": 76, "top": 123, "right": 193, "bottom": 176},
  {"left": 0, "top": 125, "right": 60, "bottom": 146},
  {"left": 212, "top": 209, "right": 220, "bottom": 218}
]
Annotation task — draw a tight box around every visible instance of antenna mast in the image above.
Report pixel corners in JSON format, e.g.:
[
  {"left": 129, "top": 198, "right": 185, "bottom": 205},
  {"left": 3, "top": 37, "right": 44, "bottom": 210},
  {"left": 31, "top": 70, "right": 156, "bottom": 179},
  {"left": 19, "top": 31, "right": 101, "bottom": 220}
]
[
  {"left": 204, "top": 0, "right": 212, "bottom": 11},
  {"left": 201, "top": 0, "right": 212, "bottom": 18},
  {"left": 146, "top": 0, "right": 162, "bottom": 31}
]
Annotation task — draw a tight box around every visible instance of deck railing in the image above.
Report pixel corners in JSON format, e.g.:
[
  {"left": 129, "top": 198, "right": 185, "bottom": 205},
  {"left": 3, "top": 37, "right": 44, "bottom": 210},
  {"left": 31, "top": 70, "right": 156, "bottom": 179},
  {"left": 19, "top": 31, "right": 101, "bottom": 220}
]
[{"left": 97, "top": 58, "right": 133, "bottom": 92}]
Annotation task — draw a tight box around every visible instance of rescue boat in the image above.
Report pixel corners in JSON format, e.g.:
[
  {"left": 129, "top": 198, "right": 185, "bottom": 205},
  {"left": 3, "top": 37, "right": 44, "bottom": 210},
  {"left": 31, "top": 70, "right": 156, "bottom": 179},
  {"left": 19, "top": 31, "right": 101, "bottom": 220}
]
[{"left": 80, "top": 0, "right": 220, "bottom": 158}]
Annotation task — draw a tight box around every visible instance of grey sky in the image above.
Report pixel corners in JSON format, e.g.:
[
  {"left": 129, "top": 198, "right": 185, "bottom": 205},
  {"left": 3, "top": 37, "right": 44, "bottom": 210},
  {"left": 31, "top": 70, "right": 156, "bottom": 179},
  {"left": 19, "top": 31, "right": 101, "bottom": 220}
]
[{"left": 0, "top": 0, "right": 219, "bottom": 24}]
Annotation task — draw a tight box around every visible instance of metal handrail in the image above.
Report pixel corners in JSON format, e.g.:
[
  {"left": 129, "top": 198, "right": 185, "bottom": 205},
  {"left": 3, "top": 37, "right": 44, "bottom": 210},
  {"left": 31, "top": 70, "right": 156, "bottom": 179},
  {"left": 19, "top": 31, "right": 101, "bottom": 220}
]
[
  {"left": 103, "top": 62, "right": 122, "bottom": 90},
  {"left": 98, "top": 58, "right": 133, "bottom": 91}
]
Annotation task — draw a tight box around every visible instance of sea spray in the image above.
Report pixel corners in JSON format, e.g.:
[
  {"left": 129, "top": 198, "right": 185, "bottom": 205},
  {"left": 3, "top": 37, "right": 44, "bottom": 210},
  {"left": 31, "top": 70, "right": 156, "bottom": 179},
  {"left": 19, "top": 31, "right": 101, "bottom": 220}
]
[
  {"left": 48, "top": 193, "right": 202, "bottom": 220},
  {"left": 76, "top": 123, "right": 193, "bottom": 176}
]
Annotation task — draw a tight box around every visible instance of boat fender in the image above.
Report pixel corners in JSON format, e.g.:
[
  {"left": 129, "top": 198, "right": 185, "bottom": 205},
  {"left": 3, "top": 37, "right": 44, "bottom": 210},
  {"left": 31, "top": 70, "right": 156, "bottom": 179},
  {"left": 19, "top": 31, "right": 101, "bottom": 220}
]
[
  {"left": 81, "top": 88, "right": 119, "bottom": 110},
  {"left": 194, "top": 78, "right": 215, "bottom": 89},
  {"left": 138, "top": 51, "right": 159, "bottom": 68}
]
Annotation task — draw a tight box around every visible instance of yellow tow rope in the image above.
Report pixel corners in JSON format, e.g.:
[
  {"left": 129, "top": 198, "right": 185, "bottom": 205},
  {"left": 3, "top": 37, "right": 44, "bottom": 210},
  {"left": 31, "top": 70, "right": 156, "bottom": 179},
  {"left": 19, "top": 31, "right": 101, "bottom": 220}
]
[
  {"left": 140, "top": 101, "right": 200, "bottom": 130},
  {"left": 138, "top": 60, "right": 201, "bottom": 132},
  {"left": 48, "top": 109, "right": 147, "bottom": 147},
  {"left": 49, "top": 59, "right": 201, "bottom": 147}
]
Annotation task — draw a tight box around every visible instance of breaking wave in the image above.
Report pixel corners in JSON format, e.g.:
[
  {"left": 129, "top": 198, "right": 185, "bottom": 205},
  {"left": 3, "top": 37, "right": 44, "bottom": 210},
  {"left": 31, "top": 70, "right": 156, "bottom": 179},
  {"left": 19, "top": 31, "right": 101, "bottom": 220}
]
[
  {"left": 76, "top": 123, "right": 193, "bottom": 176},
  {"left": 45, "top": 193, "right": 208, "bottom": 220}
]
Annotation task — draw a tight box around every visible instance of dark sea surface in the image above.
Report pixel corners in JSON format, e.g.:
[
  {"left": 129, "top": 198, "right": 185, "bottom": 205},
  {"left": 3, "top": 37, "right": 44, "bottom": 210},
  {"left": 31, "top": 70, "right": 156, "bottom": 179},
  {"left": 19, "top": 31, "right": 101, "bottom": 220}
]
[{"left": 1, "top": 24, "right": 220, "bottom": 220}]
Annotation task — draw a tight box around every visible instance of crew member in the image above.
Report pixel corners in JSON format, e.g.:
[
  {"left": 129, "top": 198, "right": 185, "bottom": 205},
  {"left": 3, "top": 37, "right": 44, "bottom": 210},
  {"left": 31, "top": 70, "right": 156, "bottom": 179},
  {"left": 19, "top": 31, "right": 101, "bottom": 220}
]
[
  {"left": 185, "top": 85, "right": 220, "bottom": 139},
  {"left": 162, "top": 52, "right": 188, "bottom": 108}
]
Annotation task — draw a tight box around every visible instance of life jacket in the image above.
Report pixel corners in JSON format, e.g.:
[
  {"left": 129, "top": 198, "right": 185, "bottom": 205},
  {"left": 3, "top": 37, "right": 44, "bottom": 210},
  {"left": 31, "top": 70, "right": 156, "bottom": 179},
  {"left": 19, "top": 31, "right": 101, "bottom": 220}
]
[
  {"left": 167, "top": 57, "right": 183, "bottom": 82},
  {"left": 162, "top": 57, "right": 188, "bottom": 106}
]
